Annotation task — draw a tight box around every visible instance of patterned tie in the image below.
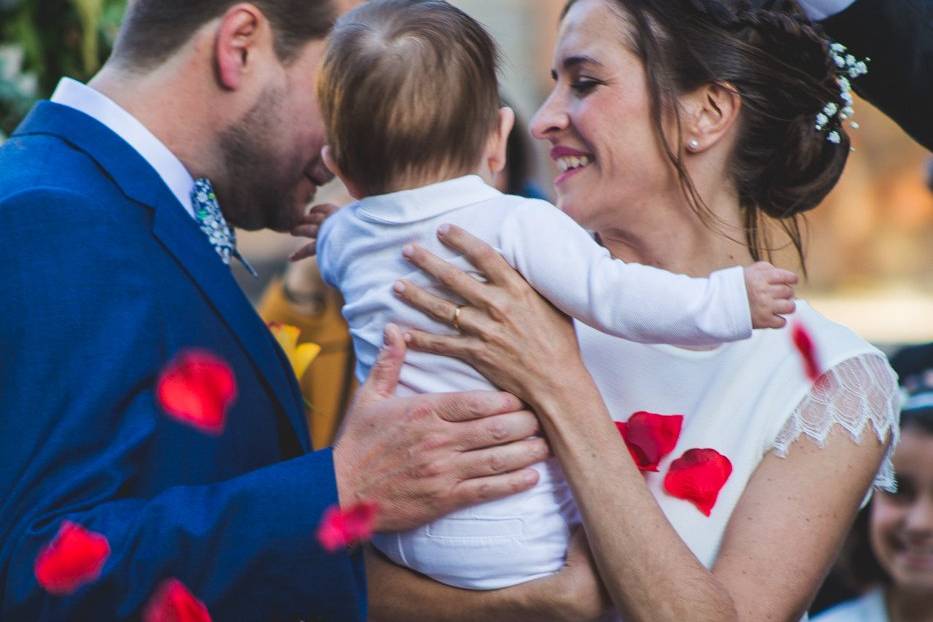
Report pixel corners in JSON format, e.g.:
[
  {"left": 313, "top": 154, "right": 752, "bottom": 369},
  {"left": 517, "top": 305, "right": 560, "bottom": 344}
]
[{"left": 191, "top": 178, "right": 258, "bottom": 278}]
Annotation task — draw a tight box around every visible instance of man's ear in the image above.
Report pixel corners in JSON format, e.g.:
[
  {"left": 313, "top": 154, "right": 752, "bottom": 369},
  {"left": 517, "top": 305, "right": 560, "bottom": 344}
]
[
  {"left": 485, "top": 106, "right": 516, "bottom": 176},
  {"left": 680, "top": 82, "right": 741, "bottom": 154},
  {"left": 215, "top": 4, "right": 268, "bottom": 90},
  {"left": 322, "top": 145, "right": 364, "bottom": 199}
]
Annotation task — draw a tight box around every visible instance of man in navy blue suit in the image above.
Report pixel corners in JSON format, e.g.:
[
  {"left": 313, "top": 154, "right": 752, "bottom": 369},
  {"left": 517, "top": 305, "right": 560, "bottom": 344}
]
[{"left": 0, "top": 1, "right": 561, "bottom": 619}]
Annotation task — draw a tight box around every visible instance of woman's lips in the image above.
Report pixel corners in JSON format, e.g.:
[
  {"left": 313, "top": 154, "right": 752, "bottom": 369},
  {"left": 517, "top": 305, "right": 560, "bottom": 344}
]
[
  {"left": 555, "top": 163, "right": 589, "bottom": 186},
  {"left": 550, "top": 146, "right": 594, "bottom": 186}
]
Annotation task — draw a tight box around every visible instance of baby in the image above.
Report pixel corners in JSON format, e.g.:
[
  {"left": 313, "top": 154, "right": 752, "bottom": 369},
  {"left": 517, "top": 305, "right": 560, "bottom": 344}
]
[{"left": 309, "top": 0, "right": 796, "bottom": 589}]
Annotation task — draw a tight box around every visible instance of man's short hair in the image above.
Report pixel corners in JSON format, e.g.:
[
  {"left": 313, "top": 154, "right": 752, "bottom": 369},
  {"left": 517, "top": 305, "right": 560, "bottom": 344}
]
[
  {"left": 318, "top": 0, "right": 501, "bottom": 196},
  {"left": 113, "top": 0, "right": 336, "bottom": 69}
]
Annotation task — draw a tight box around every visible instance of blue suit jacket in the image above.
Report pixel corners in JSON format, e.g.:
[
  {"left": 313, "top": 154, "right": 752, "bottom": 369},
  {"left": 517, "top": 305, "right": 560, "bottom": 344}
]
[{"left": 0, "top": 102, "right": 366, "bottom": 621}]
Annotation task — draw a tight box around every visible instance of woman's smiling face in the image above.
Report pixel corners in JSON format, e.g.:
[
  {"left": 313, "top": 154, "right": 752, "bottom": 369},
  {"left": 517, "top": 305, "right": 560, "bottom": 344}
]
[
  {"left": 870, "top": 426, "right": 933, "bottom": 594},
  {"left": 530, "top": 0, "right": 677, "bottom": 233}
]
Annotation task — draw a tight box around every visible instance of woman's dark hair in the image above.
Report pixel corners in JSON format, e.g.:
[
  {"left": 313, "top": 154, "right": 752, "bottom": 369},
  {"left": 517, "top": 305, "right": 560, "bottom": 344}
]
[{"left": 563, "top": 0, "right": 853, "bottom": 269}]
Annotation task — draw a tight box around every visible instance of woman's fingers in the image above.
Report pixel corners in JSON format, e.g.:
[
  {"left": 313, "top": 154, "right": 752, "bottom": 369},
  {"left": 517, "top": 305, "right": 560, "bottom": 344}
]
[
  {"left": 436, "top": 224, "right": 520, "bottom": 287},
  {"left": 393, "top": 279, "right": 461, "bottom": 326},
  {"left": 403, "top": 328, "right": 475, "bottom": 359},
  {"left": 401, "top": 244, "right": 489, "bottom": 307}
]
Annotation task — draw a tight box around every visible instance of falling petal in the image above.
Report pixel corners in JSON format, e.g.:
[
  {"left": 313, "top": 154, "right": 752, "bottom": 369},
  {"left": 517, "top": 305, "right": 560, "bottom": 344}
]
[
  {"left": 156, "top": 350, "right": 236, "bottom": 435},
  {"left": 791, "top": 322, "right": 821, "bottom": 382},
  {"left": 34, "top": 521, "right": 110, "bottom": 595},
  {"left": 143, "top": 578, "right": 212, "bottom": 622},
  {"left": 317, "top": 501, "right": 379, "bottom": 552}
]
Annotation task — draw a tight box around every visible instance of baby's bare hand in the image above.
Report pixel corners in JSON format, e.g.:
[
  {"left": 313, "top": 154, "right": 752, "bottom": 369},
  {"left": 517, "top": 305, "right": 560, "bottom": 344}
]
[
  {"left": 745, "top": 261, "right": 798, "bottom": 329},
  {"left": 289, "top": 203, "right": 340, "bottom": 262}
]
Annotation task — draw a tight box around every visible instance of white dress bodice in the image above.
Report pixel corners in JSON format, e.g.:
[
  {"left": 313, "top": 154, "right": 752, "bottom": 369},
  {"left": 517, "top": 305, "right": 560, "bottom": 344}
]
[{"left": 578, "top": 300, "right": 898, "bottom": 595}]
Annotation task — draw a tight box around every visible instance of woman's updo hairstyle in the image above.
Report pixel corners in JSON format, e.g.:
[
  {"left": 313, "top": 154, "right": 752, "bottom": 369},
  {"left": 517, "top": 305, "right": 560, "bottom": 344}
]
[{"left": 570, "top": 0, "right": 855, "bottom": 267}]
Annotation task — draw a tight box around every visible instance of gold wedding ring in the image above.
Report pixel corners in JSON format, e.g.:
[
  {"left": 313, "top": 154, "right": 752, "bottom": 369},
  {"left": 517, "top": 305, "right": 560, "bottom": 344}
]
[{"left": 451, "top": 305, "right": 465, "bottom": 331}]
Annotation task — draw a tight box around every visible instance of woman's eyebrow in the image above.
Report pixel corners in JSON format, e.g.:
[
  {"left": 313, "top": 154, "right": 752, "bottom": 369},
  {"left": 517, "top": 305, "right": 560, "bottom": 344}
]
[
  {"left": 562, "top": 54, "right": 603, "bottom": 71},
  {"left": 551, "top": 54, "right": 603, "bottom": 79}
]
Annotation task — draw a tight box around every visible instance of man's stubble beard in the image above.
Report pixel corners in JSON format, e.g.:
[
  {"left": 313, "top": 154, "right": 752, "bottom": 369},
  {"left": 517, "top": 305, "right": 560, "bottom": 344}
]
[{"left": 215, "top": 86, "right": 306, "bottom": 232}]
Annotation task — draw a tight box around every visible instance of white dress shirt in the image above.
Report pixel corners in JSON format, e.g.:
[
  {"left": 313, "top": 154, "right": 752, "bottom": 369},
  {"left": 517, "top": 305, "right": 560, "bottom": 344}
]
[
  {"left": 797, "top": 0, "right": 857, "bottom": 21},
  {"left": 50, "top": 78, "right": 195, "bottom": 218},
  {"left": 317, "top": 174, "right": 755, "bottom": 589}
]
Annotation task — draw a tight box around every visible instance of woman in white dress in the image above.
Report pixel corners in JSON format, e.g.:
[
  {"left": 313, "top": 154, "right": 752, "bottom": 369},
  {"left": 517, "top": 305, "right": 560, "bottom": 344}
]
[{"left": 367, "top": 0, "right": 900, "bottom": 619}]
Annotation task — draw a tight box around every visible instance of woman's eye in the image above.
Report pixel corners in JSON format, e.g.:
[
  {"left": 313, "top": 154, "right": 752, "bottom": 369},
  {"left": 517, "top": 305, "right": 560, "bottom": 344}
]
[{"left": 571, "top": 79, "right": 601, "bottom": 94}]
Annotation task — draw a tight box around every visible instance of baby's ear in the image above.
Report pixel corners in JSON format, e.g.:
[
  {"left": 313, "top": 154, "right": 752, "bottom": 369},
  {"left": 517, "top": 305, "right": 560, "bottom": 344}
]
[
  {"left": 322, "top": 145, "right": 364, "bottom": 199},
  {"left": 486, "top": 106, "right": 516, "bottom": 176}
]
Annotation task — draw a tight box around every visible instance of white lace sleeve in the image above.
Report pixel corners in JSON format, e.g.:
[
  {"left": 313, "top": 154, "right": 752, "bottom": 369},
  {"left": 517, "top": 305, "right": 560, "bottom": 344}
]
[{"left": 771, "top": 353, "right": 901, "bottom": 492}]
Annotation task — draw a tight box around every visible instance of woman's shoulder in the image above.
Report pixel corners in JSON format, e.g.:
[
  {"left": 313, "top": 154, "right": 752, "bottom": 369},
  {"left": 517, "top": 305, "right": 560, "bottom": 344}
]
[
  {"left": 759, "top": 303, "right": 900, "bottom": 491},
  {"left": 753, "top": 300, "right": 883, "bottom": 367}
]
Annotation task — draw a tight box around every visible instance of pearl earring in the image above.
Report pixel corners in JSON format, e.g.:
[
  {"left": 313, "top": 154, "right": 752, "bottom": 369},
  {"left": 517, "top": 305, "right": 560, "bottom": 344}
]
[{"left": 687, "top": 139, "right": 701, "bottom": 152}]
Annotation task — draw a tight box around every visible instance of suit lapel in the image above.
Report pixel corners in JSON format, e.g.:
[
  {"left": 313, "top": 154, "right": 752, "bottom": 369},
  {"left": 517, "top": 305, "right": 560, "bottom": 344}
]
[{"left": 14, "top": 102, "right": 310, "bottom": 451}]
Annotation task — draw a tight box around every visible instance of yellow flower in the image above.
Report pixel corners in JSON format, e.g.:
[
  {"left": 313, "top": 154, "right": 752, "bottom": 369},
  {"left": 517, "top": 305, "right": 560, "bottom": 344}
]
[{"left": 268, "top": 323, "right": 321, "bottom": 380}]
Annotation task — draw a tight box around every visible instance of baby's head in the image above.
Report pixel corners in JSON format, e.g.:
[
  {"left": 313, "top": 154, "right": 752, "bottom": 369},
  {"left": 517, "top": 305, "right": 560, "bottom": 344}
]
[{"left": 318, "top": 0, "right": 513, "bottom": 198}]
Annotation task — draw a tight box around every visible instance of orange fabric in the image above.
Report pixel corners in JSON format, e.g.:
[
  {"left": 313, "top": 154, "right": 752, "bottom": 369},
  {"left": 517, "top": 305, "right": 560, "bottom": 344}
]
[{"left": 257, "top": 278, "right": 357, "bottom": 450}]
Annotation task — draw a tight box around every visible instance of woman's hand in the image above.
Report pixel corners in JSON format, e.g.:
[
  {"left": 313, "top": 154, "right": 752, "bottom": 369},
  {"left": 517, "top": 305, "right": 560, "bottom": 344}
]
[
  {"left": 393, "top": 224, "right": 586, "bottom": 410},
  {"left": 367, "top": 528, "right": 611, "bottom": 622}
]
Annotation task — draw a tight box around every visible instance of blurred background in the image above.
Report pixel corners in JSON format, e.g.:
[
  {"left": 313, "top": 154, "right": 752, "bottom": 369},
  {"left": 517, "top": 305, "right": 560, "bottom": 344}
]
[{"left": 2, "top": 0, "right": 930, "bottom": 348}]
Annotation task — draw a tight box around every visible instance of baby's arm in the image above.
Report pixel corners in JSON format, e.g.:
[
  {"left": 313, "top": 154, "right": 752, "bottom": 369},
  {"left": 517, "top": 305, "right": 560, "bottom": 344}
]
[{"left": 500, "top": 201, "right": 795, "bottom": 346}]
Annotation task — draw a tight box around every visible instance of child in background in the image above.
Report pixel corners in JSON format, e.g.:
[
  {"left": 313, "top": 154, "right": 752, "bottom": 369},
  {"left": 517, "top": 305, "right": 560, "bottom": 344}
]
[
  {"left": 813, "top": 364, "right": 932, "bottom": 622},
  {"left": 311, "top": 0, "right": 797, "bottom": 589}
]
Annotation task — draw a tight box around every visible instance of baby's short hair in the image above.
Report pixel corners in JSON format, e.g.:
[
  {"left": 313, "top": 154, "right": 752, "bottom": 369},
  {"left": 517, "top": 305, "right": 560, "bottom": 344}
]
[{"left": 318, "top": 0, "right": 501, "bottom": 196}]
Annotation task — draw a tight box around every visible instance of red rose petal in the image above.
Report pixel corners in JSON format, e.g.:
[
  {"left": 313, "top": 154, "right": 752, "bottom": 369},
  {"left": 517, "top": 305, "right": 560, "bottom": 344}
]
[
  {"left": 663, "top": 448, "right": 733, "bottom": 516},
  {"left": 34, "top": 521, "right": 110, "bottom": 595},
  {"left": 316, "top": 501, "right": 379, "bottom": 552},
  {"left": 156, "top": 350, "right": 236, "bottom": 435},
  {"left": 791, "top": 322, "right": 821, "bottom": 382},
  {"left": 143, "top": 578, "right": 211, "bottom": 622},
  {"left": 615, "top": 412, "right": 684, "bottom": 472}
]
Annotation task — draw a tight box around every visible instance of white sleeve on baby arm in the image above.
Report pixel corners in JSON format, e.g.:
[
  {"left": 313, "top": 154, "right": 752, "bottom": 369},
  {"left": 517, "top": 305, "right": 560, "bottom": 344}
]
[{"left": 499, "top": 201, "right": 752, "bottom": 346}]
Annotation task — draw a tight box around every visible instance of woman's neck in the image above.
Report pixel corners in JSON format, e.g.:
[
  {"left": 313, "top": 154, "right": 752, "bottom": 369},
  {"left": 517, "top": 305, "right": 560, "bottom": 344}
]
[
  {"left": 887, "top": 587, "right": 933, "bottom": 622},
  {"left": 595, "top": 183, "right": 754, "bottom": 278}
]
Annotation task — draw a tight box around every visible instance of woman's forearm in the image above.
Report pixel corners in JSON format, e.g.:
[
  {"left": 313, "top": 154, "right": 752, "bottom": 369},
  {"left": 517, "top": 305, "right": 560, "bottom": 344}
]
[
  {"left": 528, "top": 371, "right": 738, "bottom": 622},
  {"left": 365, "top": 546, "right": 605, "bottom": 622}
]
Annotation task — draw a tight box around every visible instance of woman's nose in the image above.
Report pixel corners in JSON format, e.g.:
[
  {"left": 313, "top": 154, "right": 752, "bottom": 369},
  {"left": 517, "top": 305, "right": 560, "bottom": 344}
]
[{"left": 530, "top": 92, "right": 569, "bottom": 140}]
